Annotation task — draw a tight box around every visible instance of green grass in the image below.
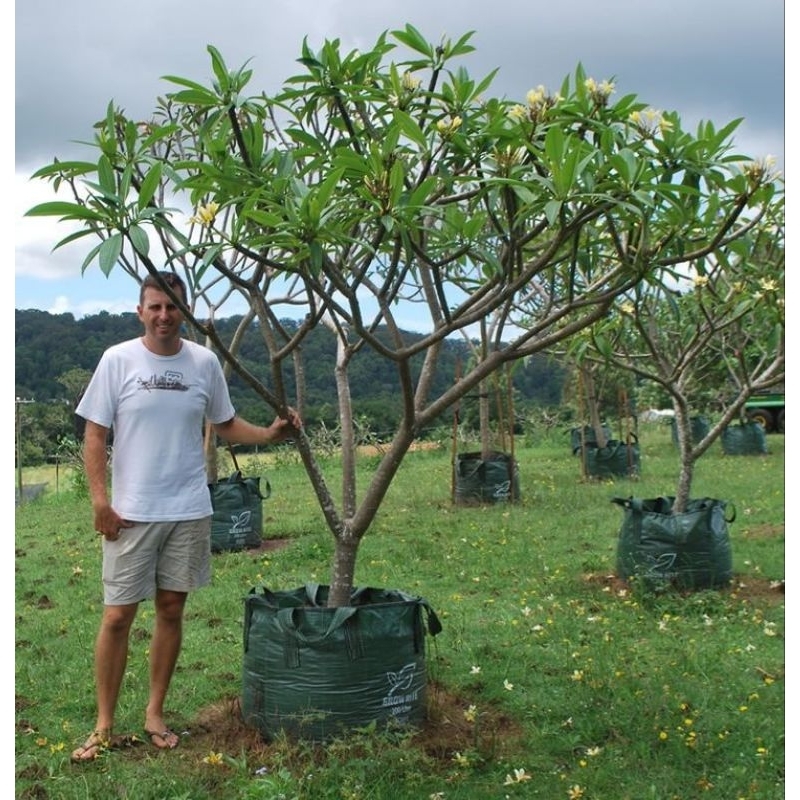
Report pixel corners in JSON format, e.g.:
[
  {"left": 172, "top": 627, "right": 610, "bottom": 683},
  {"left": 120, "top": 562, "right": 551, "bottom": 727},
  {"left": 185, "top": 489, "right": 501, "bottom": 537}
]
[{"left": 15, "top": 424, "right": 785, "bottom": 799}]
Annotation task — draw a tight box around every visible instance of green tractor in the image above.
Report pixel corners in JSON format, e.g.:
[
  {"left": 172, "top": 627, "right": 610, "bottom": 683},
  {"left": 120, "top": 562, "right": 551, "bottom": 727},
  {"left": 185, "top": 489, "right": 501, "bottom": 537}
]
[{"left": 744, "top": 392, "right": 785, "bottom": 434}]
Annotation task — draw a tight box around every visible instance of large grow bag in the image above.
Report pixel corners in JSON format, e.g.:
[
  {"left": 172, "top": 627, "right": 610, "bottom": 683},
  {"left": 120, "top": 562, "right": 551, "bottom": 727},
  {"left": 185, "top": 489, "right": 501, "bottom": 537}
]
[
  {"left": 721, "top": 422, "right": 768, "bottom": 455},
  {"left": 612, "top": 496, "right": 734, "bottom": 590},
  {"left": 583, "top": 436, "right": 640, "bottom": 479},
  {"left": 242, "top": 584, "right": 442, "bottom": 741},
  {"left": 454, "top": 451, "right": 520, "bottom": 504}
]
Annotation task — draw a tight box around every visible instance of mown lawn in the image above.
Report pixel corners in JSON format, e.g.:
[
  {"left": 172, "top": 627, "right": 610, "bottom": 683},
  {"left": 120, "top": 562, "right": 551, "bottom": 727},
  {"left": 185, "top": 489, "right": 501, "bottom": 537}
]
[{"left": 15, "top": 423, "right": 785, "bottom": 799}]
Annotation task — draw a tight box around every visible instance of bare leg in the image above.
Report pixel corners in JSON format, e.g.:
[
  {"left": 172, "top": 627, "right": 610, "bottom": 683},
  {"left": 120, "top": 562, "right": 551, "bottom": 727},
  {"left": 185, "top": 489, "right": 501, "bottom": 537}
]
[
  {"left": 71, "top": 602, "right": 138, "bottom": 761},
  {"left": 144, "top": 588, "right": 187, "bottom": 748}
]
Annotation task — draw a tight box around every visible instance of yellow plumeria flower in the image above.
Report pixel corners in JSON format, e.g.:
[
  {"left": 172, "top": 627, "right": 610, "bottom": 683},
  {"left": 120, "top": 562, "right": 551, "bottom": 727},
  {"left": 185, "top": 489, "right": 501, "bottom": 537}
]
[
  {"left": 693, "top": 275, "right": 709, "bottom": 288},
  {"left": 436, "top": 116, "right": 462, "bottom": 138},
  {"left": 527, "top": 85, "right": 547, "bottom": 106},
  {"left": 402, "top": 71, "right": 421, "bottom": 92},
  {"left": 190, "top": 201, "right": 220, "bottom": 226}
]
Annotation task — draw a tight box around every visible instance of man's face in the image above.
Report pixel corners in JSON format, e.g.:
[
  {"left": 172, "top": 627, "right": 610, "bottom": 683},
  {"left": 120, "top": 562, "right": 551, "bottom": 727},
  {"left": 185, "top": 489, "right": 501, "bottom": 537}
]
[{"left": 137, "top": 286, "right": 184, "bottom": 347}]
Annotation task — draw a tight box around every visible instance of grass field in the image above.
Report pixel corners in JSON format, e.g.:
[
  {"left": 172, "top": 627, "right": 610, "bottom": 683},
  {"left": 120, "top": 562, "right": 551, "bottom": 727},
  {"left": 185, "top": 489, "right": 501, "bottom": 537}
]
[{"left": 15, "top": 423, "right": 785, "bottom": 799}]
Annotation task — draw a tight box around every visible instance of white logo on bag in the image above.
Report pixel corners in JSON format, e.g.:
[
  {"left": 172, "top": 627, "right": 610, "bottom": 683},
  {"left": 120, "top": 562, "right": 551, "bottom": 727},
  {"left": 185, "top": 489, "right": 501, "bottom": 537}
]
[
  {"left": 381, "top": 662, "right": 420, "bottom": 718},
  {"left": 386, "top": 663, "right": 416, "bottom": 696},
  {"left": 229, "top": 511, "right": 252, "bottom": 533}
]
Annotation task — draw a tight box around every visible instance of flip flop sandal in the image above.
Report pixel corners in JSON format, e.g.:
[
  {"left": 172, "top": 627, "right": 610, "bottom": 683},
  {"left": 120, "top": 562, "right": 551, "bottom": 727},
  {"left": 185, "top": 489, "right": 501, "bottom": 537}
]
[{"left": 144, "top": 728, "right": 180, "bottom": 750}]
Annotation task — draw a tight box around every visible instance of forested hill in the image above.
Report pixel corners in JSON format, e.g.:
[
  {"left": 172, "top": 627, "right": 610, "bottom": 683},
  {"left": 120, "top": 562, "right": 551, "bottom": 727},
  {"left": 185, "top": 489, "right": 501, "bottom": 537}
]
[{"left": 15, "top": 309, "right": 566, "bottom": 432}]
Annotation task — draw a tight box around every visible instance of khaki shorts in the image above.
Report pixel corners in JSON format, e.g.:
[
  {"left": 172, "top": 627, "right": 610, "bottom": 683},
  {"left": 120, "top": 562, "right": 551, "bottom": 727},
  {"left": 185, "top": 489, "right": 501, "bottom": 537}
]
[{"left": 102, "top": 518, "right": 212, "bottom": 605}]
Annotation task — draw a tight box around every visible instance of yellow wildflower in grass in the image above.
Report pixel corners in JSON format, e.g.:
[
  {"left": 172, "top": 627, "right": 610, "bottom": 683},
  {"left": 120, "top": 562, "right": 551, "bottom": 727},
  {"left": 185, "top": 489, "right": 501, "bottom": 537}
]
[
  {"left": 503, "top": 679, "right": 514, "bottom": 691},
  {"left": 571, "top": 670, "right": 584, "bottom": 682},
  {"left": 35, "top": 737, "right": 48, "bottom": 747},
  {"left": 50, "top": 742, "right": 65, "bottom": 754},
  {"left": 452, "top": 751, "right": 470, "bottom": 767},
  {"left": 202, "top": 751, "right": 225, "bottom": 766},
  {"left": 470, "top": 665, "right": 481, "bottom": 674},
  {"left": 659, "top": 730, "right": 669, "bottom": 741},
  {"left": 567, "top": 785, "right": 585, "bottom": 799},
  {"left": 72, "top": 565, "right": 83, "bottom": 575},
  {"left": 190, "top": 201, "right": 220, "bottom": 226},
  {"left": 585, "top": 746, "right": 602, "bottom": 757},
  {"left": 464, "top": 705, "right": 478, "bottom": 723},
  {"left": 504, "top": 768, "right": 532, "bottom": 785}
]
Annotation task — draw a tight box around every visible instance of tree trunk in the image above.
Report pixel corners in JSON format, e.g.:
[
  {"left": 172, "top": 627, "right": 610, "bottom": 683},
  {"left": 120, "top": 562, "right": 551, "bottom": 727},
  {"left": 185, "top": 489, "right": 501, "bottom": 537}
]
[
  {"left": 582, "top": 365, "right": 608, "bottom": 448},
  {"left": 328, "top": 532, "right": 363, "bottom": 607}
]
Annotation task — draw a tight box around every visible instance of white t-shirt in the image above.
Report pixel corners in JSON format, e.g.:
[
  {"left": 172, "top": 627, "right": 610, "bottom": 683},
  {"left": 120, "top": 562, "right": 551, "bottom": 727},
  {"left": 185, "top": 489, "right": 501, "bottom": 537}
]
[{"left": 76, "top": 337, "right": 236, "bottom": 521}]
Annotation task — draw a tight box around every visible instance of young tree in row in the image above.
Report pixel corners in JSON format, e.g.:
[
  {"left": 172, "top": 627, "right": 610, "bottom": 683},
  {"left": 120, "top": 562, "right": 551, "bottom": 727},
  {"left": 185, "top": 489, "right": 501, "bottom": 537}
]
[
  {"left": 28, "top": 26, "right": 780, "bottom": 605},
  {"left": 571, "top": 191, "right": 784, "bottom": 509}
]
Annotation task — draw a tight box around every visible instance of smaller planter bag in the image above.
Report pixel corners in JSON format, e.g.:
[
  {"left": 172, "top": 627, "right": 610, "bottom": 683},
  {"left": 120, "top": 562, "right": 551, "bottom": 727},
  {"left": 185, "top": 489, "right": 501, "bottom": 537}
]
[
  {"left": 612, "top": 496, "right": 734, "bottom": 590},
  {"left": 670, "top": 416, "right": 710, "bottom": 447},
  {"left": 570, "top": 424, "right": 612, "bottom": 455},
  {"left": 209, "top": 471, "right": 269, "bottom": 552},
  {"left": 583, "top": 435, "right": 640, "bottom": 479},
  {"left": 721, "top": 422, "right": 768, "bottom": 455},
  {"left": 454, "top": 450, "right": 520, "bottom": 505}
]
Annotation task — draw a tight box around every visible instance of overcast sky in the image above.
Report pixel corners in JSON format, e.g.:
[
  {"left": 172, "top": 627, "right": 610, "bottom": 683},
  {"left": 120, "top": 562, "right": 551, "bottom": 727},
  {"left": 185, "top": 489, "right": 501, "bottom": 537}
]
[{"left": 14, "top": 0, "right": 786, "bottom": 319}]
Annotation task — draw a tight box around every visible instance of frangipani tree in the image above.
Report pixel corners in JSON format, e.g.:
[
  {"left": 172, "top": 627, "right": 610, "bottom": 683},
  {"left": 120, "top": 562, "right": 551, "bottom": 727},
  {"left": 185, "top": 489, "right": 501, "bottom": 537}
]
[
  {"left": 571, "top": 191, "right": 785, "bottom": 509},
  {"left": 27, "top": 26, "right": 780, "bottom": 605}
]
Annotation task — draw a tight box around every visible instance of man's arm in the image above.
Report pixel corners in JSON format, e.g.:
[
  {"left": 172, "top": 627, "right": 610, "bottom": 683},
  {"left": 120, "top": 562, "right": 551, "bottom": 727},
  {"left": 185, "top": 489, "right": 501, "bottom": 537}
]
[
  {"left": 213, "top": 408, "right": 302, "bottom": 446},
  {"left": 83, "top": 420, "right": 130, "bottom": 539}
]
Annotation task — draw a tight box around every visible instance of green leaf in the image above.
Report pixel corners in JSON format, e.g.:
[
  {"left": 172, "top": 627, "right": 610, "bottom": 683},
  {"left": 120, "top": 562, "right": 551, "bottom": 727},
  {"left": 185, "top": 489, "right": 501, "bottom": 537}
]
[
  {"left": 137, "top": 163, "right": 162, "bottom": 211},
  {"left": 98, "top": 234, "right": 123, "bottom": 276},
  {"left": 391, "top": 25, "right": 433, "bottom": 57},
  {"left": 24, "top": 201, "right": 107, "bottom": 223},
  {"left": 207, "top": 45, "right": 230, "bottom": 94},
  {"left": 128, "top": 224, "right": 150, "bottom": 257},
  {"left": 97, "top": 155, "right": 116, "bottom": 195}
]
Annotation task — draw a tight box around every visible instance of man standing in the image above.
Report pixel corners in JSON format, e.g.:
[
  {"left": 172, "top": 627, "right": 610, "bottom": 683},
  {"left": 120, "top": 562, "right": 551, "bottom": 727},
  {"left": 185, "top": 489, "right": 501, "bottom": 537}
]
[{"left": 71, "top": 271, "right": 301, "bottom": 762}]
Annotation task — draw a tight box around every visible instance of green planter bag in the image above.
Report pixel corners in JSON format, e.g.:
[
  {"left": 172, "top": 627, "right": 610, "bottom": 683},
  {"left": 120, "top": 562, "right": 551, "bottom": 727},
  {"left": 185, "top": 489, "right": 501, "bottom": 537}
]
[
  {"left": 721, "top": 421, "right": 768, "bottom": 455},
  {"left": 242, "top": 584, "right": 442, "bottom": 741},
  {"left": 583, "top": 435, "right": 640, "bottom": 479},
  {"left": 671, "top": 416, "right": 710, "bottom": 446},
  {"left": 454, "top": 451, "right": 520, "bottom": 505},
  {"left": 570, "top": 424, "right": 612, "bottom": 455},
  {"left": 612, "top": 496, "right": 735, "bottom": 590},
  {"left": 209, "top": 471, "right": 270, "bottom": 552}
]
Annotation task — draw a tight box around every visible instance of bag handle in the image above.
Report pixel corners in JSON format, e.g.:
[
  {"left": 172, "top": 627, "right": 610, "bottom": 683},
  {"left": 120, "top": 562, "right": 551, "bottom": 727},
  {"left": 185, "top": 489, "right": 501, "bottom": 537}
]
[{"left": 227, "top": 443, "right": 241, "bottom": 473}]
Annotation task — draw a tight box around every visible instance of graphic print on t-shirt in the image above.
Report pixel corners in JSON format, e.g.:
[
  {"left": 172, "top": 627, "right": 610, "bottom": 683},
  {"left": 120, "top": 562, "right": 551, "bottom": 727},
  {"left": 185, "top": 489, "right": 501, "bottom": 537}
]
[{"left": 137, "top": 370, "right": 189, "bottom": 392}]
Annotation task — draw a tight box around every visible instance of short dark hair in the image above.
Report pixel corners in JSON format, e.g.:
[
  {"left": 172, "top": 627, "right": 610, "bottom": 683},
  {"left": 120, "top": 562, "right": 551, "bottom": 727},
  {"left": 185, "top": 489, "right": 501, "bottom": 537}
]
[{"left": 140, "top": 271, "right": 187, "bottom": 305}]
